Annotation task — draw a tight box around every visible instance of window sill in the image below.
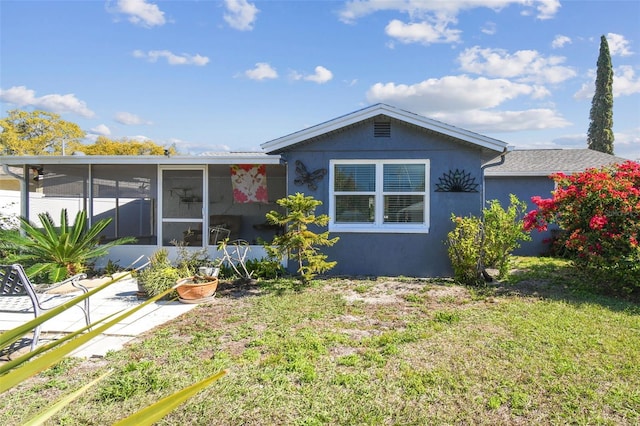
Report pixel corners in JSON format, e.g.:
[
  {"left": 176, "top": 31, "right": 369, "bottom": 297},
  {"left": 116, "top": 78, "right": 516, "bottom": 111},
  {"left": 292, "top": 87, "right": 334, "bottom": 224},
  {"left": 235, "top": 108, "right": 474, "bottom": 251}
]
[{"left": 329, "top": 224, "right": 429, "bottom": 234}]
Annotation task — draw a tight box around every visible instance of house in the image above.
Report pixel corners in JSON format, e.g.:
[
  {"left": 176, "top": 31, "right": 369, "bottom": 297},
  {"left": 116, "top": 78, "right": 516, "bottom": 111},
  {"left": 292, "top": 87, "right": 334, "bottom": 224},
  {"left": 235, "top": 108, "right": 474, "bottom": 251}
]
[
  {"left": 484, "top": 148, "right": 630, "bottom": 256},
  {"left": 1, "top": 104, "right": 632, "bottom": 277},
  {"left": 261, "top": 104, "right": 509, "bottom": 276}
]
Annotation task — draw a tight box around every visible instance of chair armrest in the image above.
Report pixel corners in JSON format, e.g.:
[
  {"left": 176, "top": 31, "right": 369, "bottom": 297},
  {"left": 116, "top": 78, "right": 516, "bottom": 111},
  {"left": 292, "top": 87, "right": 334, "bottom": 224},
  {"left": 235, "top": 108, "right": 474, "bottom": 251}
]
[{"left": 35, "top": 273, "right": 88, "bottom": 294}]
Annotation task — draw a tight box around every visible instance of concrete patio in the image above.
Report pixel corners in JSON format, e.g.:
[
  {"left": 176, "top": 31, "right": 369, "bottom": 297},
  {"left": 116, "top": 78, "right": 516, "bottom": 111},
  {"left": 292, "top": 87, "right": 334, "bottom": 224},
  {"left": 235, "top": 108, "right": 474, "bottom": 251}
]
[{"left": 0, "top": 276, "right": 199, "bottom": 359}]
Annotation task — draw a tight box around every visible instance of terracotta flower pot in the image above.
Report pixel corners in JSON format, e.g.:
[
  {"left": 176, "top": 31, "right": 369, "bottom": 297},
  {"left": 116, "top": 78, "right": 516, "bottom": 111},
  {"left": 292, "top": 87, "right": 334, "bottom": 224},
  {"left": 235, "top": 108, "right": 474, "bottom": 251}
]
[{"left": 176, "top": 276, "right": 219, "bottom": 302}]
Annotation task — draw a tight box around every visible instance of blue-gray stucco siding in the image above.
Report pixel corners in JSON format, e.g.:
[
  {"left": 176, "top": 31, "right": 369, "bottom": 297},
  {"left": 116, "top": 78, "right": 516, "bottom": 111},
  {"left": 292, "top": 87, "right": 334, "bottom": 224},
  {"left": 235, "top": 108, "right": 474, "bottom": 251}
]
[
  {"left": 279, "top": 118, "right": 488, "bottom": 277},
  {"left": 484, "top": 175, "right": 556, "bottom": 256}
]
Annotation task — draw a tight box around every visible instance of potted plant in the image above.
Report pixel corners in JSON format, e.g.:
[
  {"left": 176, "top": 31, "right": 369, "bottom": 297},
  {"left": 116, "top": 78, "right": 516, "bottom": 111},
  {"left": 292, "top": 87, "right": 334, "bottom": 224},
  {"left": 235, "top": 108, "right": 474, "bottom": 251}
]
[
  {"left": 175, "top": 273, "right": 219, "bottom": 303},
  {"left": 175, "top": 255, "right": 221, "bottom": 303}
]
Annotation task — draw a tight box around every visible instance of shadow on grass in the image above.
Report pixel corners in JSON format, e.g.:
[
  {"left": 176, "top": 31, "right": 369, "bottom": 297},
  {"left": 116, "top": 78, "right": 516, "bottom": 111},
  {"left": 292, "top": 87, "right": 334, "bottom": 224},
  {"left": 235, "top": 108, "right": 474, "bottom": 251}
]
[{"left": 490, "top": 257, "right": 640, "bottom": 314}]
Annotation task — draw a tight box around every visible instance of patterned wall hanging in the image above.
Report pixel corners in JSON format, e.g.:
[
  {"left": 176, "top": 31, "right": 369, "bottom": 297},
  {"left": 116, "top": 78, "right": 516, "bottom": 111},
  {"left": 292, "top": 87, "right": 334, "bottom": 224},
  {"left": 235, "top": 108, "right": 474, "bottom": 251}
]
[
  {"left": 230, "top": 164, "right": 268, "bottom": 203},
  {"left": 435, "top": 169, "right": 479, "bottom": 192},
  {"left": 294, "top": 160, "right": 326, "bottom": 191}
]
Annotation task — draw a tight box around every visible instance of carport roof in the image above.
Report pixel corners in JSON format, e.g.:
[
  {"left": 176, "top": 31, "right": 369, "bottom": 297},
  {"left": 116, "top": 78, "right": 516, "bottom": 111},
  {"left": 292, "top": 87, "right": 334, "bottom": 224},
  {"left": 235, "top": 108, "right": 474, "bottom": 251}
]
[{"left": 0, "top": 152, "right": 283, "bottom": 167}]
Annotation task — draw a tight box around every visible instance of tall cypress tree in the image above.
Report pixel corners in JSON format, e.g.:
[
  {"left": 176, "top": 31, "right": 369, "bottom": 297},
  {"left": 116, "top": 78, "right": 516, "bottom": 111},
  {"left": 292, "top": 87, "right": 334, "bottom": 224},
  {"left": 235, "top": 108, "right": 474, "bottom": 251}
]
[{"left": 587, "top": 35, "right": 614, "bottom": 154}]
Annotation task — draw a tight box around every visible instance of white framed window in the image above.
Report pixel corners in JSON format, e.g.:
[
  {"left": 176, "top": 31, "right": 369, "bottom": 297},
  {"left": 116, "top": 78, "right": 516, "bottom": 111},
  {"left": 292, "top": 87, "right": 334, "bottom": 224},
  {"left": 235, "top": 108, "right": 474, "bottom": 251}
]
[{"left": 329, "top": 159, "right": 430, "bottom": 233}]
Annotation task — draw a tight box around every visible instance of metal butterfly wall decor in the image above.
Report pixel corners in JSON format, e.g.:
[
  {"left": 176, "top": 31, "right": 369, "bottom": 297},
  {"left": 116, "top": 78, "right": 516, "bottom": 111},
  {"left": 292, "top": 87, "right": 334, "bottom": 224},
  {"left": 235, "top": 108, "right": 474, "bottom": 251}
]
[{"left": 294, "top": 160, "right": 327, "bottom": 191}]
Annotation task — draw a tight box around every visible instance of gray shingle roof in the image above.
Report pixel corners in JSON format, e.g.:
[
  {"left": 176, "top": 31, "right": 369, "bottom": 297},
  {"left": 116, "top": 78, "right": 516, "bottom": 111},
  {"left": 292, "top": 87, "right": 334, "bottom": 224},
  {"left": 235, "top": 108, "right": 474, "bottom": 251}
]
[{"left": 484, "top": 149, "right": 632, "bottom": 176}]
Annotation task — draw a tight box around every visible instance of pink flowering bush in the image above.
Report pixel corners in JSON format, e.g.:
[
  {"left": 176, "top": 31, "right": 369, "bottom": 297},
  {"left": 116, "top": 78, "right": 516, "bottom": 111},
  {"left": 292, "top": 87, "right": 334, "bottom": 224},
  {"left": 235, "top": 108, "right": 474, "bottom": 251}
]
[{"left": 524, "top": 160, "right": 640, "bottom": 292}]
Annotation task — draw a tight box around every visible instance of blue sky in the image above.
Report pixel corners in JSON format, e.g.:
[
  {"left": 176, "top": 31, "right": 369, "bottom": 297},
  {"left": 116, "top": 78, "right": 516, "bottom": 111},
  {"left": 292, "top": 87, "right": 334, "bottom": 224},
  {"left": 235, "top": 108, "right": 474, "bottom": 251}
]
[{"left": 1, "top": 0, "right": 639, "bottom": 160}]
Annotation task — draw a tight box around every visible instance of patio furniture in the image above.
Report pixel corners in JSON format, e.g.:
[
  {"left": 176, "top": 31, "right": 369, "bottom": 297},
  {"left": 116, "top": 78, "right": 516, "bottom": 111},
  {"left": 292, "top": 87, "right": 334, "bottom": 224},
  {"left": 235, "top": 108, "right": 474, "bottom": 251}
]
[
  {"left": 0, "top": 264, "right": 89, "bottom": 350},
  {"left": 209, "top": 225, "right": 231, "bottom": 245},
  {"left": 209, "top": 215, "right": 242, "bottom": 243}
]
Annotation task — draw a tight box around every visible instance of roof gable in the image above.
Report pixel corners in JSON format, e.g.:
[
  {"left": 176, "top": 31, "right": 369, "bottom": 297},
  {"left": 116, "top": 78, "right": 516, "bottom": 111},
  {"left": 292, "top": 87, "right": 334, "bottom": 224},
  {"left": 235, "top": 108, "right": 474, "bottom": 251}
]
[{"left": 261, "top": 104, "right": 508, "bottom": 154}]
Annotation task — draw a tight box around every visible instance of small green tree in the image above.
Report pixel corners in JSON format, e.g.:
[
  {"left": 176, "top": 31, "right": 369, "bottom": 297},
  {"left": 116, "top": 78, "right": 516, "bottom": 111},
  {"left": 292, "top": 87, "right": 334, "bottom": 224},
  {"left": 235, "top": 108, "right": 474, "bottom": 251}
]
[
  {"left": 265, "top": 193, "right": 339, "bottom": 282},
  {"left": 3, "top": 209, "right": 135, "bottom": 282},
  {"left": 587, "top": 35, "right": 614, "bottom": 154}
]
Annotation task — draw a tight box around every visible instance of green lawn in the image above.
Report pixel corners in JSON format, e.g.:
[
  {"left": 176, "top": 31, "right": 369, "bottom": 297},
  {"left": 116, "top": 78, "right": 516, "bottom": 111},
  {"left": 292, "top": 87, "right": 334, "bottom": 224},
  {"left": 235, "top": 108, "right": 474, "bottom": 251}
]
[{"left": 1, "top": 257, "right": 639, "bottom": 425}]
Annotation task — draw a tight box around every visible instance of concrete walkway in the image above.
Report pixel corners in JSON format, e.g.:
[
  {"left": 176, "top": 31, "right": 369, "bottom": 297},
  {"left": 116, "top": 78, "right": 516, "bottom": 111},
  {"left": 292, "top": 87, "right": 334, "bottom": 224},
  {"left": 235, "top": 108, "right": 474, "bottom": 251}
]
[{"left": 0, "top": 277, "right": 199, "bottom": 359}]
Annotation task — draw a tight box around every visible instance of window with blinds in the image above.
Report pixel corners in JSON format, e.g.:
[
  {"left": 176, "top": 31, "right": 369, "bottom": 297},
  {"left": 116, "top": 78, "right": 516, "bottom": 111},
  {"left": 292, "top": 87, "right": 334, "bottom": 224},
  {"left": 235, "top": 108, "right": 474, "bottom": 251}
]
[{"left": 330, "top": 159, "right": 430, "bottom": 233}]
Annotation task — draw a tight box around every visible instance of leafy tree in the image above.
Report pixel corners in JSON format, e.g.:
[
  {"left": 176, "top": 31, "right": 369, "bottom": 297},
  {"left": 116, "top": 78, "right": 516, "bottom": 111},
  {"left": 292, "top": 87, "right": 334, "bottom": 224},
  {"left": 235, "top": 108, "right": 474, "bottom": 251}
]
[
  {"left": 67, "top": 136, "right": 176, "bottom": 155},
  {"left": 587, "top": 35, "right": 614, "bottom": 154},
  {"left": 0, "top": 110, "right": 85, "bottom": 155},
  {"left": 3, "top": 208, "right": 136, "bottom": 282},
  {"left": 265, "top": 193, "right": 339, "bottom": 282}
]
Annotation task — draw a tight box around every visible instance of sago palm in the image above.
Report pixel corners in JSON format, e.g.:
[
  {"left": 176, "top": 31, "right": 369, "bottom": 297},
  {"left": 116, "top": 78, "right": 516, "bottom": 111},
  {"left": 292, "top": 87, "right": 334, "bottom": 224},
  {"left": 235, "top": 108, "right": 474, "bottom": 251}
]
[{"left": 4, "top": 209, "right": 135, "bottom": 282}]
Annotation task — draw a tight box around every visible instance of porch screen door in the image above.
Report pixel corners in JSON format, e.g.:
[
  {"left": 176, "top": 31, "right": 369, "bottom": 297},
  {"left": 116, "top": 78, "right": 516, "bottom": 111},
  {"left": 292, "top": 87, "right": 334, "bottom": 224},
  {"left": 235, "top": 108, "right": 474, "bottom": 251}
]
[{"left": 160, "top": 168, "right": 206, "bottom": 247}]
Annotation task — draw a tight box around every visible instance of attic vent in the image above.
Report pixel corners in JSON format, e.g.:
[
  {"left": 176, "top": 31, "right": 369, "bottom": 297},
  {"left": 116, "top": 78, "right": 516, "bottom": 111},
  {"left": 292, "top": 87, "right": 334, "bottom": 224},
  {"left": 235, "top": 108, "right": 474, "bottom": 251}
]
[{"left": 374, "top": 121, "right": 391, "bottom": 138}]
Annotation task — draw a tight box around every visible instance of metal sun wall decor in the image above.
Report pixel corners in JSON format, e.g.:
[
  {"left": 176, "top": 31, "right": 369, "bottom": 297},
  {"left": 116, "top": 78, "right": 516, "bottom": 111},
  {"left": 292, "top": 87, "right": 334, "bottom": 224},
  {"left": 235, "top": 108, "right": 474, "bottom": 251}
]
[
  {"left": 435, "top": 169, "right": 479, "bottom": 192},
  {"left": 294, "top": 160, "right": 327, "bottom": 191}
]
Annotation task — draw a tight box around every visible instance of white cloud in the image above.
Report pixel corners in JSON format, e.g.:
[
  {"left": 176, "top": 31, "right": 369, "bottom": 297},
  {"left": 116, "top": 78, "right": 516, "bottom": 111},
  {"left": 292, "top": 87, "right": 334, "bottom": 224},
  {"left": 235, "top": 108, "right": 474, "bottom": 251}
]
[
  {"left": 551, "top": 35, "right": 571, "bottom": 49},
  {"left": 0, "top": 85, "right": 94, "bottom": 118},
  {"left": 293, "top": 66, "right": 334, "bottom": 84},
  {"left": 481, "top": 21, "right": 496, "bottom": 35},
  {"left": 548, "top": 130, "right": 640, "bottom": 160},
  {"left": 365, "top": 74, "right": 570, "bottom": 132},
  {"left": 224, "top": 0, "right": 259, "bottom": 31},
  {"left": 533, "top": 0, "right": 561, "bottom": 20},
  {"left": 573, "top": 65, "right": 640, "bottom": 99},
  {"left": 385, "top": 19, "right": 461, "bottom": 45},
  {"left": 132, "top": 50, "right": 209, "bottom": 66},
  {"left": 433, "top": 108, "right": 570, "bottom": 132},
  {"left": 613, "top": 65, "right": 640, "bottom": 96},
  {"left": 606, "top": 33, "right": 633, "bottom": 57},
  {"left": 367, "top": 75, "right": 545, "bottom": 111},
  {"left": 129, "top": 135, "right": 151, "bottom": 142},
  {"left": 458, "top": 46, "right": 576, "bottom": 84},
  {"left": 338, "top": 0, "right": 560, "bottom": 24},
  {"left": 114, "top": 111, "right": 151, "bottom": 125},
  {"left": 114, "top": 0, "right": 166, "bottom": 28},
  {"left": 340, "top": 1, "right": 559, "bottom": 47},
  {"left": 90, "top": 124, "right": 111, "bottom": 136},
  {"left": 245, "top": 62, "right": 278, "bottom": 80},
  {"left": 612, "top": 129, "right": 640, "bottom": 160}
]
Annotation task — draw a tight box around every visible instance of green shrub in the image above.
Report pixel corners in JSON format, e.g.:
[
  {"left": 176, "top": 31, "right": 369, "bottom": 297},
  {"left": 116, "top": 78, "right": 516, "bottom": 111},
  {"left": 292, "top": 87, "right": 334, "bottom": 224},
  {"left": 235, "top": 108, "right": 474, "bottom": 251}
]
[
  {"left": 447, "top": 215, "right": 484, "bottom": 286},
  {"left": 3, "top": 209, "right": 135, "bottom": 282},
  {"left": 483, "top": 194, "right": 531, "bottom": 278},
  {"left": 244, "top": 257, "right": 285, "bottom": 279},
  {"left": 173, "top": 241, "right": 210, "bottom": 276},
  {"left": 137, "top": 248, "right": 182, "bottom": 298},
  {"left": 447, "top": 195, "right": 530, "bottom": 285}
]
